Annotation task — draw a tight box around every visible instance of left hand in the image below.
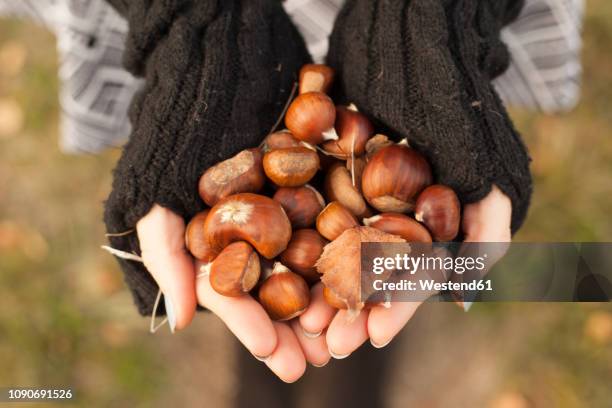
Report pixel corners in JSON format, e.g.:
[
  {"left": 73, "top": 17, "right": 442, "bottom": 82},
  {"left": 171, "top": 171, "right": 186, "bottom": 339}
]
[
  {"left": 139, "top": 205, "right": 326, "bottom": 382},
  {"left": 297, "top": 185, "right": 513, "bottom": 359}
]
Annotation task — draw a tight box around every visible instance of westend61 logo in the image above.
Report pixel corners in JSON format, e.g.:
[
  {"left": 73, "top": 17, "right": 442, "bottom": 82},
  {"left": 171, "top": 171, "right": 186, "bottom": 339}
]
[{"left": 372, "top": 253, "right": 488, "bottom": 275}]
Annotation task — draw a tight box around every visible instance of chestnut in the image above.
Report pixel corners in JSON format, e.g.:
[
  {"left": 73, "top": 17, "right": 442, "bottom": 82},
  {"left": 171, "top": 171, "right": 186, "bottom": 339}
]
[
  {"left": 204, "top": 193, "right": 292, "bottom": 259},
  {"left": 315, "top": 201, "right": 359, "bottom": 241},
  {"left": 279, "top": 229, "right": 328, "bottom": 284},
  {"left": 261, "top": 130, "right": 300, "bottom": 152},
  {"left": 209, "top": 241, "right": 260, "bottom": 297},
  {"left": 363, "top": 213, "right": 432, "bottom": 243},
  {"left": 258, "top": 262, "right": 310, "bottom": 321},
  {"left": 323, "top": 286, "right": 348, "bottom": 309},
  {"left": 299, "top": 64, "right": 335, "bottom": 94},
  {"left": 285, "top": 92, "right": 338, "bottom": 145},
  {"left": 361, "top": 144, "right": 432, "bottom": 213},
  {"left": 324, "top": 162, "right": 370, "bottom": 218},
  {"left": 198, "top": 148, "right": 265, "bottom": 206},
  {"left": 263, "top": 145, "right": 320, "bottom": 187},
  {"left": 185, "top": 210, "right": 216, "bottom": 262},
  {"left": 322, "top": 104, "right": 374, "bottom": 158},
  {"left": 415, "top": 185, "right": 461, "bottom": 241},
  {"left": 365, "top": 134, "right": 393, "bottom": 158},
  {"left": 273, "top": 185, "right": 325, "bottom": 229}
]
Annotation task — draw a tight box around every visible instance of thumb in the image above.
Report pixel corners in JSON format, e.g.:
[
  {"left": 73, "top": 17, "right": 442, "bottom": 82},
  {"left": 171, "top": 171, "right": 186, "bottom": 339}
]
[{"left": 137, "top": 204, "right": 197, "bottom": 332}]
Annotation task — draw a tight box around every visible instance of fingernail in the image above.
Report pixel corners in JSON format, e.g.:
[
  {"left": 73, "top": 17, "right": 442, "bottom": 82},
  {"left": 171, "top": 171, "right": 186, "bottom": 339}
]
[
  {"left": 164, "top": 295, "right": 176, "bottom": 333},
  {"left": 329, "top": 349, "right": 350, "bottom": 360},
  {"left": 252, "top": 353, "right": 270, "bottom": 363},
  {"left": 370, "top": 338, "right": 392, "bottom": 349},
  {"left": 302, "top": 327, "right": 322, "bottom": 339},
  {"left": 311, "top": 360, "right": 329, "bottom": 368}
]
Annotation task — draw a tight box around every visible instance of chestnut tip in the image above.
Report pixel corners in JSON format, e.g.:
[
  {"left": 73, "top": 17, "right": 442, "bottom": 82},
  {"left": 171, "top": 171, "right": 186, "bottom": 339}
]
[
  {"left": 322, "top": 127, "right": 339, "bottom": 141},
  {"left": 362, "top": 214, "right": 381, "bottom": 226}
]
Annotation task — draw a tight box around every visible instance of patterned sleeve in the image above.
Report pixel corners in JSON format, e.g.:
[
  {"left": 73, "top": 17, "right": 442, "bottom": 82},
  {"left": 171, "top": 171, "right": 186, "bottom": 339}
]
[
  {"left": 0, "top": 0, "right": 585, "bottom": 154},
  {"left": 283, "top": 0, "right": 584, "bottom": 113},
  {"left": 493, "top": 0, "right": 584, "bottom": 113}
]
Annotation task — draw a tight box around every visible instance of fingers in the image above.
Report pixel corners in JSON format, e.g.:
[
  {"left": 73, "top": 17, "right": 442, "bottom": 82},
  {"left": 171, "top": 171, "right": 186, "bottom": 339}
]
[
  {"left": 196, "top": 265, "right": 278, "bottom": 360},
  {"left": 265, "top": 322, "right": 307, "bottom": 383},
  {"left": 458, "top": 185, "right": 513, "bottom": 309},
  {"left": 326, "top": 309, "right": 369, "bottom": 359},
  {"left": 462, "top": 185, "right": 512, "bottom": 242},
  {"left": 137, "top": 204, "right": 197, "bottom": 332},
  {"left": 461, "top": 184, "right": 514, "bottom": 269},
  {"left": 367, "top": 302, "right": 422, "bottom": 348},
  {"left": 197, "top": 265, "right": 307, "bottom": 383},
  {"left": 299, "top": 283, "right": 337, "bottom": 337},
  {"left": 291, "top": 320, "right": 331, "bottom": 368}
]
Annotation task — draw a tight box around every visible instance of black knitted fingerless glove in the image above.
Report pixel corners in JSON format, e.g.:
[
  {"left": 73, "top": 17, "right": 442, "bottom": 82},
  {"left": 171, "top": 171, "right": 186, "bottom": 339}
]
[
  {"left": 326, "top": 0, "right": 532, "bottom": 233},
  {"left": 104, "top": 0, "right": 310, "bottom": 315}
]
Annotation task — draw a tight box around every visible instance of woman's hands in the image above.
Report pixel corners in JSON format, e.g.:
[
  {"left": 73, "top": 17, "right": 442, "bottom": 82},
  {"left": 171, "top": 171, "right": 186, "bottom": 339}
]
[
  {"left": 136, "top": 205, "right": 330, "bottom": 383},
  {"left": 296, "top": 185, "right": 513, "bottom": 360},
  {"left": 462, "top": 185, "right": 512, "bottom": 243},
  {"left": 134, "top": 185, "right": 512, "bottom": 382},
  {"left": 136, "top": 206, "right": 197, "bottom": 332}
]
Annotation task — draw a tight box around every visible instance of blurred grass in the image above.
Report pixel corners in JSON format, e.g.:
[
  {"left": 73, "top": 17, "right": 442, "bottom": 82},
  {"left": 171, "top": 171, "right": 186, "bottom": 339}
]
[
  {"left": 0, "top": 20, "right": 164, "bottom": 408},
  {"left": 0, "top": 1, "right": 611, "bottom": 407},
  {"left": 513, "top": 0, "right": 612, "bottom": 242}
]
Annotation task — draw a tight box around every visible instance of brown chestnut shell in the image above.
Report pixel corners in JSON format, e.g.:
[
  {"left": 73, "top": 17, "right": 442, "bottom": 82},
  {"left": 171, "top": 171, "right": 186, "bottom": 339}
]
[
  {"left": 365, "top": 134, "right": 393, "bottom": 158},
  {"left": 322, "top": 105, "right": 374, "bottom": 158},
  {"left": 299, "top": 64, "right": 335, "bottom": 94},
  {"left": 273, "top": 185, "right": 325, "bottom": 229},
  {"left": 263, "top": 146, "right": 320, "bottom": 187},
  {"left": 363, "top": 213, "right": 432, "bottom": 243},
  {"left": 279, "top": 229, "right": 328, "bottom": 284},
  {"left": 204, "top": 193, "right": 292, "bottom": 259},
  {"left": 361, "top": 144, "right": 432, "bottom": 213},
  {"left": 209, "top": 241, "right": 261, "bottom": 297},
  {"left": 198, "top": 148, "right": 265, "bottom": 207},
  {"left": 285, "top": 92, "right": 338, "bottom": 145},
  {"left": 185, "top": 210, "right": 216, "bottom": 262},
  {"left": 415, "top": 185, "right": 461, "bottom": 242},
  {"left": 261, "top": 130, "right": 301, "bottom": 152},
  {"left": 258, "top": 263, "right": 310, "bottom": 321},
  {"left": 324, "top": 162, "right": 370, "bottom": 218},
  {"left": 315, "top": 201, "right": 359, "bottom": 241}
]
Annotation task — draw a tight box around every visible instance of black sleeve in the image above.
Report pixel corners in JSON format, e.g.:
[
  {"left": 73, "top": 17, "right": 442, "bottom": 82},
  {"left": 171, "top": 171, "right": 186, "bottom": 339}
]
[
  {"left": 327, "top": 0, "right": 532, "bottom": 233},
  {"left": 104, "top": 0, "right": 310, "bottom": 315}
]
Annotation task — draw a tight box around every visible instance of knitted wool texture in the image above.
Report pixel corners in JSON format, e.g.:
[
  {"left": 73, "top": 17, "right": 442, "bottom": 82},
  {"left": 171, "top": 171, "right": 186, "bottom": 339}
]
[
  {"left": 106, "top": 0, "right": 533, "bottom": 315},
  {"left": 327, "top": 0, "right": 532, "bottom": 233},
  {"left": 104, "top": 0, "right": 311, "bottom": 315}
]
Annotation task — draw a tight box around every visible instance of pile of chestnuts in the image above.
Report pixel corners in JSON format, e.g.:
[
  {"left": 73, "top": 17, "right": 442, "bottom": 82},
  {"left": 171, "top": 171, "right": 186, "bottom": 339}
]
[{"left": 186, "top": 63, "right": 462, "bottom": 320}]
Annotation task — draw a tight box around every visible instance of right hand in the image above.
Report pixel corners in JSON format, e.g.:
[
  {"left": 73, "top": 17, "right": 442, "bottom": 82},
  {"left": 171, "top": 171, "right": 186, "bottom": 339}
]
[{"left": 297, "top": 185, "right": 515, "bottom": 359}]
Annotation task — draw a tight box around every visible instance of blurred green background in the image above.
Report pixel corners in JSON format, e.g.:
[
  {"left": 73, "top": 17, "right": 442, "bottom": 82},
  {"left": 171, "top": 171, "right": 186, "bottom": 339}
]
[{"left": 0, "top": 1, "right": 611, "bottom": 407}]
